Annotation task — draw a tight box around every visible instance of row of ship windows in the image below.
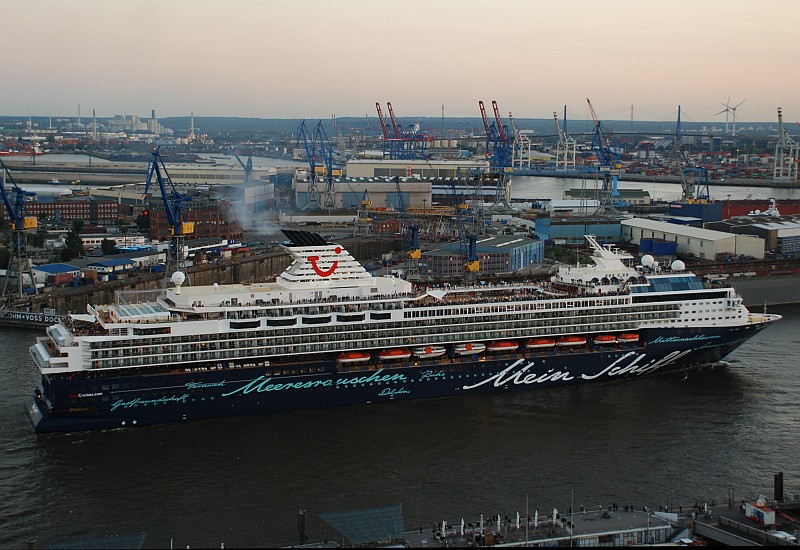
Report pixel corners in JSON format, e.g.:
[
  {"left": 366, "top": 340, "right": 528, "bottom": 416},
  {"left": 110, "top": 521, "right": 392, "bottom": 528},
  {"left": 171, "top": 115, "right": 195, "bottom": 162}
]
[
  {"left": 88, "top": 320, "right": 647, "bottom": 368},
  {"left": 88, "top": 305, "right": 681, "bottom": 350},
  {"left": 89, "top": 310, "right": 674, "bottom": 358}
]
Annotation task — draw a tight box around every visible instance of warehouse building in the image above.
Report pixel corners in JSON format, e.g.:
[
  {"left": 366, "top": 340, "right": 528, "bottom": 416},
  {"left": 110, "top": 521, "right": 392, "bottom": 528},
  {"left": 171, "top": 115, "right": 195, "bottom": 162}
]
[{"left": 621, "top": 218, "right": 765, "bottom": 260}]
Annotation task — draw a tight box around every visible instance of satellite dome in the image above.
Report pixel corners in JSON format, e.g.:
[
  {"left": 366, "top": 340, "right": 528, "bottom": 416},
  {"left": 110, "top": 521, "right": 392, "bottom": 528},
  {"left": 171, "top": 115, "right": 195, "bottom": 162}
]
[
  {"left": 671, "top": 260, "right": 686, "bottom": 271},
  {"left": 171, "top": 271, "right": 186, "bottom": 294},
  {"left": 641, "top": 254, "right": 655, "bottom": 267}
]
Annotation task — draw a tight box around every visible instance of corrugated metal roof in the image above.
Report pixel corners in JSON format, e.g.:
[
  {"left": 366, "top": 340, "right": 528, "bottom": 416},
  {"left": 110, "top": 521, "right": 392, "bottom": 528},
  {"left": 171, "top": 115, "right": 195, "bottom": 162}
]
[
  {"left": 621, "top": 218, "right": 733, "bottom": 241},
  {"left": 34, "top": 263, "right": 81, "bottom": 275}
]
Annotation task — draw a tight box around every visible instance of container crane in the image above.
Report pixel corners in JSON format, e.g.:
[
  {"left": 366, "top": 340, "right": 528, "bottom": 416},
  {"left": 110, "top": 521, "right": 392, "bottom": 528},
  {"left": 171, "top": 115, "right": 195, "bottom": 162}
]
[
  {"left": 0, "top": 158, "right": 38, "bottom": 299},
  {"left": 478, "top": 100, "right": 513, "bottom": 209},
  {"left": 553, "top": 109, "right": 576, "bottom": 169},
  {"left": 586, "top": 98, "right": 625, "bottom": 209},
  {"left": 392, "top": 176, "right": 421, "bottom": 280},
  {"left": 143, "top": 147, "right": 194, "bottom": 283}
]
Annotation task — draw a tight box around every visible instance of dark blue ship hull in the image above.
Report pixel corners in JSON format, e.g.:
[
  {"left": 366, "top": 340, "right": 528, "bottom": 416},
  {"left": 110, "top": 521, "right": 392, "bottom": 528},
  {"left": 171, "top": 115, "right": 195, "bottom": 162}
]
[{"left": 26, "top": 322, "right": 770, "bottom": 434}]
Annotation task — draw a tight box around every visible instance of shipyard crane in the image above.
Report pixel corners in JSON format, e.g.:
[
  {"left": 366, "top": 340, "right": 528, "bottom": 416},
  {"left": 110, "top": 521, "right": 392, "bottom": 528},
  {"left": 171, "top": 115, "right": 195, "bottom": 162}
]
[
  {"left": 391, "top": 176, "right": 421, "bottom": 280},
  {"left": 586, "top": 98, "right": 625, "bottom": 210},
  {"left": 669, "top": 106, "right": 710, "bottom": 202},
  {"left": 313, "top": 121, "right": 337, "bottom": 210},
  {"left": 143, "top": 147, "right": 195, "bottom": 284},
  {"left": 0, "top": 158, "right": 38, "bottom": 300},
  {"left": 227, "top": 148, "right": 253, "bottom": 182},
  {"left": 296, "top": 120, "right": 321, "bottom": 210},
  {"left": 447, "top": 180, "right": 479, "bottom": 281}
]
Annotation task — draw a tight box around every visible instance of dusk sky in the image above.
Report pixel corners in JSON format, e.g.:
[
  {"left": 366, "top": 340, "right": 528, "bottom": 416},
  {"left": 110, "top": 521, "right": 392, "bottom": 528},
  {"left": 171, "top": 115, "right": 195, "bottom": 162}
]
[{"left": 5, "top": 0, "right": 798, "bottom": 124}]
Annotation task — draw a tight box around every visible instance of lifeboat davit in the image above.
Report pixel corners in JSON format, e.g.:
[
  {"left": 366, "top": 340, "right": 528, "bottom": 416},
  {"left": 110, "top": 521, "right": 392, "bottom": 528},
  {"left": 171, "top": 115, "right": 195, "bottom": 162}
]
[
  {"left": 336, "top": 351, "right": 371, "bottom": 363},
  {"left": 378, "top": 348, "right": 412, "bottom": 361},
  {"left": 617, "top": 333, "right": 640, "bottom": 343},
  {"left": 593, "top": 335, "right": 617, "bottom": 345},
  {"left": 487, "top": 341, "right": 519, "bottom": 353},
  {"left": 453, "top": 343, "right": 487, "bottom": 356},
  {"left": 526, "top": 337, "right": 556, "bottom": 349},
  {"left": 556, "top": 335, "right": 587, "bottom": 347},
  {"left": 412, "top": 346, "right": 447, "bottom": 359}
]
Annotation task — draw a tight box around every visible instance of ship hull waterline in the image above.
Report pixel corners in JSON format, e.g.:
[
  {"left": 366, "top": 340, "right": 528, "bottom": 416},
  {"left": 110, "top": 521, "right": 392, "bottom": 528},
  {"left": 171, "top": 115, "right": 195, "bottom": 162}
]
[{"left": 25, "top": 322, "right": 769, "bottom": 434}]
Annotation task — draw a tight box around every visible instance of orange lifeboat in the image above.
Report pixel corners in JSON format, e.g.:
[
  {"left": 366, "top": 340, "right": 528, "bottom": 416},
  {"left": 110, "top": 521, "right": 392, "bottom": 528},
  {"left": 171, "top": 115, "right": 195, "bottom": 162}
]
[
  {"left": 487, "top": 341, "right": 519, "bottom": 353},
  {"left": 556, "top": 335, "right": 587, "bottom": 347},
  {"left": 336, "top": 351, "right": 371, "bottom": 364},
  {"left": 593, "top": 335, "right": 617, "bottom": 345},
  {"left": 378, "top": 348, "right": 412, "bottom": 361},
  {"left": 617, "top": 333, "right": 640, "bottom": 343},
  {"left": 454, "top": 343, "right": 487, "bottom": 356},
  {"left": 526, "top": 337, "right": 556, "bottom": 349}
]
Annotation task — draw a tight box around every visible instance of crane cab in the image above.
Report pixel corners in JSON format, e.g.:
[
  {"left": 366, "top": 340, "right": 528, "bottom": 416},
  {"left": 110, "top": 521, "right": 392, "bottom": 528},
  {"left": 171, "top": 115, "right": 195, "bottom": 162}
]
[{"left": 12, "top": 217, "right": 37, "bottom": 230}]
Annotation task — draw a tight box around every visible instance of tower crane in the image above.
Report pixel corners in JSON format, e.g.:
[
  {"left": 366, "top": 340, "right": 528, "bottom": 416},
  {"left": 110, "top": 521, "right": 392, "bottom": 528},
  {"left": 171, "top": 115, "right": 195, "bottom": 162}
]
[
  {"left": 143, "top": 147, "right": 194, "bottom": 283},
  {"left": 586, "top": 98, "right": 625, "bottom": 210},
  {"left": 0, "top": 158, "right": 38, "bottom": 300}
]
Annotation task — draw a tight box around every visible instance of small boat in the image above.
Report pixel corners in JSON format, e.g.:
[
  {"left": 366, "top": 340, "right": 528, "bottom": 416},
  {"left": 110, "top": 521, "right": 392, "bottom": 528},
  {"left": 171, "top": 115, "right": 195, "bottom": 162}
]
[
  {"left": 336, "top": 351, "right": 371, "bottom": 364},
  {"left": 487, "top": 341, "right": 519, "bottom": 353},
  {"left": 526, "top": 337, "right": 556, "bottom": 349},
  {"left": 556, "top": 335, "right": 587, "bottom": 347},
  {"left": 412, "top": 346, "right": 447, "bottom": 359},
  {"left": 378, "top": 348, "right": 411, "bottom": 361},
  {"left": 593, "top": 335, "right": 617, "bottom": 345},
  {"left": 617, "top": 333, "right": 640, "bottom": 343},
  {"left": 453, "top": 343, "right": 486, "bottom": 356}
]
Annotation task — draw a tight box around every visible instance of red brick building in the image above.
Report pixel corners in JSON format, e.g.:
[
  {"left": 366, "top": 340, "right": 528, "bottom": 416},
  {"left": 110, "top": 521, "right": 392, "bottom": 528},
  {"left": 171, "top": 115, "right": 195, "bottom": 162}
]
[
  {"left": 0, "top": 198, "right": 127, "bottom": 227},
  {"left": 147, "top": 199, "right": 243, "bottom": 241}
]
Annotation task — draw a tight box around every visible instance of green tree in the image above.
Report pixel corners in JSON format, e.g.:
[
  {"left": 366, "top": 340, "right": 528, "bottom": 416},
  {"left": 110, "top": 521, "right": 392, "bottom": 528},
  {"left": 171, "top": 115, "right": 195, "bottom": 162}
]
[
  {"left": 101, "top": 238, "right": 117, "bottom": 256},
  {"left": 60, "top": 223, "right": 85, "bottom": 261}
]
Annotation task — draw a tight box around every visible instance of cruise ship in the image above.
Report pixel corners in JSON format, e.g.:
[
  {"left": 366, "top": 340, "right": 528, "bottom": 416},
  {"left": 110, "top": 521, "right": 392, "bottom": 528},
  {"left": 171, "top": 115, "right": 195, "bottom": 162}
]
[{"left": 25, "top": 231, "right": 780, "bottom": 433}]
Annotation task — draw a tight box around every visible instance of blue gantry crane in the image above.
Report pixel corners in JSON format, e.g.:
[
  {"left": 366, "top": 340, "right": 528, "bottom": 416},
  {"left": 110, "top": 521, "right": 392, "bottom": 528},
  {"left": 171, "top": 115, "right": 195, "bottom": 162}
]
[
  {"left": 0, "top": 158, "right": 38, "bottom": 298},
  {"left": 228, "top": 148, "right": 253, "bottom": 182},
  {"left": 296, "top": 120, "right": 323, "bottom": 210},
  {"left": 586, "top": 98, "right": 627, "bottom": 209},
  {"left": 143, "top": 147, "right": 194, "bottom": 282}
]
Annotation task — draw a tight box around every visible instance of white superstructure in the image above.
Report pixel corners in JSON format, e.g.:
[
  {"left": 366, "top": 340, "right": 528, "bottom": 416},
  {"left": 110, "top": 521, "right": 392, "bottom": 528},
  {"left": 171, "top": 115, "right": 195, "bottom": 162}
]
[{"left": 30, "top": 234, "right": 778, "bottom": 378}]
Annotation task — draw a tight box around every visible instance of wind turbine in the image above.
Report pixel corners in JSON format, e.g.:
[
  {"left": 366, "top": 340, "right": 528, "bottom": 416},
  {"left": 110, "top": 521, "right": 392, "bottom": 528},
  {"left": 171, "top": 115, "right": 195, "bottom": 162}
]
[{"left": 715, "top": 96, "right": 746, "bottom": 138}]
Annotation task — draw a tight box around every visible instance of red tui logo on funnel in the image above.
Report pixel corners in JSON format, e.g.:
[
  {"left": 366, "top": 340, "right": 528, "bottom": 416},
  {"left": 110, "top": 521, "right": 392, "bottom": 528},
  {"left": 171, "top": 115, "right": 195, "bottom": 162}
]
[{"left": 308, "top": 247, "right": 342, "bottom": 277}]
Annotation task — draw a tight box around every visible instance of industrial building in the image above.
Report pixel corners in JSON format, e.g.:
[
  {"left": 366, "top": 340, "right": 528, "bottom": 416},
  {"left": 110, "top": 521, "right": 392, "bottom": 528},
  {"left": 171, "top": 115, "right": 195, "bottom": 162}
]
[
  {"left": 345, "top": 159, "right": 488, "bottom": 179},
  {"left": 621, "top": 218, "right": 765, "bottom": 260},
  {"left": 421, "top": 235, "right": 544, "bottom": 278},
  {"left": 293, "top": 176, "right": 432, "bottom": 211},
  {"left": 707, "top": 215, "right": 800, "bottom": 254},
  {"left": 535, "top": 216, "right": 623, "bottom": 244}
]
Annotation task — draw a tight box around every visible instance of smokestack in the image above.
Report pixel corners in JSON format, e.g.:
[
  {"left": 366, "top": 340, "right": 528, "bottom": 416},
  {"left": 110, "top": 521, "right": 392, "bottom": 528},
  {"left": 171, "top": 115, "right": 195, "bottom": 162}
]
[
  {"left": 78, "top": 103, "right": 81, "bottom": 125},
  {"left": 92, "top": 109, "right": 97, "bottom": 140}
]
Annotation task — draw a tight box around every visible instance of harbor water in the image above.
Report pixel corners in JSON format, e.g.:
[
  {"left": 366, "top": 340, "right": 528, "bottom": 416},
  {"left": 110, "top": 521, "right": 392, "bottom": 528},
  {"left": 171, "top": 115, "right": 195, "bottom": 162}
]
[{"left": 0, "top": 305, "right": 798, "bottom": 547}]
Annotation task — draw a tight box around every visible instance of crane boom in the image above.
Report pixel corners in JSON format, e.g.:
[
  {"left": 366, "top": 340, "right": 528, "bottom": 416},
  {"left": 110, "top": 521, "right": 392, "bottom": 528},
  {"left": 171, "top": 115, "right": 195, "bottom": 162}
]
[
  {"left": 143, "top": 147, "right": 194, "bottom": 236},
  {"left": 492, "top": 101, "right": 506, "bottom": 141},
  {"left": 375, "top": 102, "right": 390, "bottom": 140},
  {"left": 387, "top": 102, "right": 402, "bottom": 138}
]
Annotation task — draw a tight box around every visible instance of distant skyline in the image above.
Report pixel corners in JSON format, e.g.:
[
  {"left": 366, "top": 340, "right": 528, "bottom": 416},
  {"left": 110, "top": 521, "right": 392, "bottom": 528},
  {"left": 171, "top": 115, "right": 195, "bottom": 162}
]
[{"left": 4, "top": 0, "right": 799, "bottom": 124}]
